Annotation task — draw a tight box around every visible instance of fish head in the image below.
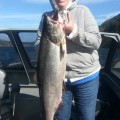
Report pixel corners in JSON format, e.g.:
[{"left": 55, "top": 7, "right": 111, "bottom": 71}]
[{"left": 43, "top": 12, "right": 65, "bottom": 43}]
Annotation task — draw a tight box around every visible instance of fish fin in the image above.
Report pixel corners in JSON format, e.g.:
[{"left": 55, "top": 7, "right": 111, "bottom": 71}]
[
  {"left": 40, "top": 96, "right": 45, "bottom": 120},
  {"left": 33, "top": 72, "right": 38, "bottom": 84},
  {"left": 55, "top": 99, "right": 64, "bottom": 114},
  {"left": 62, "top": 82, "right": 67, "bottom": 91},
  {"left": 59, "top": 100, "right": 64, "bottom": 108},
  {"left": 60, "top": 42, "right": 65, "bottom": 54},
  {"left": 37, "top": 76, "right": 42, "bottom": 97}
]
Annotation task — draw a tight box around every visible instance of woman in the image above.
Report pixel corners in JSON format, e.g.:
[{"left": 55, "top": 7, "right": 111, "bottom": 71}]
[{"left": 35, "top": 0, "right": 102, "bottom": 120}]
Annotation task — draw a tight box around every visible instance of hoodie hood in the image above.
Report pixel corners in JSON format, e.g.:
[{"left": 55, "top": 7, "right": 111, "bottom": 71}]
[{"left": 49, "top": 0, "right": 77, "bottom": 11}]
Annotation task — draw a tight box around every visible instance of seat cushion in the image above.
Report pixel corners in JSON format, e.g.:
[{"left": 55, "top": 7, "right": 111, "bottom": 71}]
[
  {"left": 0, "top": 70, "right": 6, "bottom": 99},
  {"left": 0, "top": 103, "right": 12, "bottom": 119}
]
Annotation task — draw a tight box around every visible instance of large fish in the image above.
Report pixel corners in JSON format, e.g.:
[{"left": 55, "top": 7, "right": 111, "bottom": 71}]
[{"left": 37, "top": 12, "right": 66, "bottom": 120}]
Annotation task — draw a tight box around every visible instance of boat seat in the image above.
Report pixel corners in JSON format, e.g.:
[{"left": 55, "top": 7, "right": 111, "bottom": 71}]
[{"left": 0, "top": 69, "right": 12, "bottom": 120}]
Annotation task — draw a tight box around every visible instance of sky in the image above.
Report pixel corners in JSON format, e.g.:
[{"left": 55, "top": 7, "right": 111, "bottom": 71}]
[{"left": 0, "top": 0, "right": 120, "bottom": 29}]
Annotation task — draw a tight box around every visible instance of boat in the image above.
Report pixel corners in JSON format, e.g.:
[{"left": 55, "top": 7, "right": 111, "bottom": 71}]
[{"left": 0, "top": 29, "right": 120, "bottom": 120}]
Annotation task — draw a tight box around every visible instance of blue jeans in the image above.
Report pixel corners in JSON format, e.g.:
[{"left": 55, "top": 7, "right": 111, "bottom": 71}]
[{"left": 54, "top": 76, "right": 99, "bottom": 120}]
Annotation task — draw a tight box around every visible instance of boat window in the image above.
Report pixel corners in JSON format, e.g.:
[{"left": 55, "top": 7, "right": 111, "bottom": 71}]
[
  {"left": 19, "top": 32, "right": 113, "bottom": 68},
  {"left": 98, "top": 35, "right": 112, "bottom": 68},
  {"left": 0, "top": 33, "right": 21, "bottom": 68},
  {"left": 111, "top": 44, "right": 120, "bottom": 79},
  {"left": 18, "top": 32, "right": 38, "bottom": 67}
]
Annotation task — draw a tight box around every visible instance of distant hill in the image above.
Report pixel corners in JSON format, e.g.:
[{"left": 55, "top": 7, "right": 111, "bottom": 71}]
[
  {"left": 0, "top": 39, "right": 12, "bottom": 46},
  {"left": 99, "top": 14, "right": 120, "bottom": 35},
  {"left": 0, "top": 39, "right": 34, "bottom": 47}
]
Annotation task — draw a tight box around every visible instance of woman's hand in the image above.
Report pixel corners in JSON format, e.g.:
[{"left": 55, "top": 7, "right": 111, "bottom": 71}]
[{"left": 63, "top": 12, "right": 74, "bottom": 35}]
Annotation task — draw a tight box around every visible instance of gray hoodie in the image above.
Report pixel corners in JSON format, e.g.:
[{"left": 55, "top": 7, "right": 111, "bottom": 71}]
[{"left": 36, "top": 0, "right": 102, "bottom": 82}]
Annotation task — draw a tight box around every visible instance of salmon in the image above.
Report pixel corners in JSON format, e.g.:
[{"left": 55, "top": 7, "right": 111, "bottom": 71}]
[{"left": 37, "top": 12, "right": 66, "bottom": 120}]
